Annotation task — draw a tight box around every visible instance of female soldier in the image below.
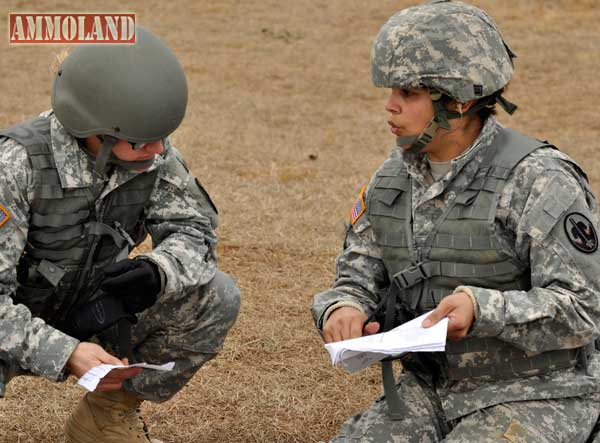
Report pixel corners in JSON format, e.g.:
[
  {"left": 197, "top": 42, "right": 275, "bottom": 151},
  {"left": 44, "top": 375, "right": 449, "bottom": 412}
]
[{"left": 312, "top": 1, "right": 600, "bottom": 441}]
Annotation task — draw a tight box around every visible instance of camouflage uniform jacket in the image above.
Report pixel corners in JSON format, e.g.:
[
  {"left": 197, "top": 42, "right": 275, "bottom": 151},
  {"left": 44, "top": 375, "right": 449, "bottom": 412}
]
[
  {"left": 312, "top": 117, "right": 600, "bottom": 420},
  {"left": 0, "top": 112, "right": 218, "bottom": 385}
]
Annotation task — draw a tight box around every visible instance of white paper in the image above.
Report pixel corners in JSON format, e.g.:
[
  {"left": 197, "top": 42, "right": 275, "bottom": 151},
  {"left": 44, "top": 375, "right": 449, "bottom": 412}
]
[
  {"left": 324, "top": 312, "right": 448, "bottom": 372},
  {"left": 77, "top": 361, "right": 175, "bottom": 392}
]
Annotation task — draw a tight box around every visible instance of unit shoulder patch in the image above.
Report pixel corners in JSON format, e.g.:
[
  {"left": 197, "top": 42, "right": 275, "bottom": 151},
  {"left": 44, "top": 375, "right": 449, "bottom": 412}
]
[
  {"left": 350, "top": 186, "right": 366, "bottom": 225},
  {"left": 0, "top": 204, "right": 10, "bottom": 228},
  {"left": 564, "top": 212, "right": 598, "bottom": 253}
]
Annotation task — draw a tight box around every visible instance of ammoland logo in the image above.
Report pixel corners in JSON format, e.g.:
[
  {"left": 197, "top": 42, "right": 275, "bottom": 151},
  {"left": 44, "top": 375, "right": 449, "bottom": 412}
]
[{"left": 9, "top": 13, "right": 136, "bottom": 44}]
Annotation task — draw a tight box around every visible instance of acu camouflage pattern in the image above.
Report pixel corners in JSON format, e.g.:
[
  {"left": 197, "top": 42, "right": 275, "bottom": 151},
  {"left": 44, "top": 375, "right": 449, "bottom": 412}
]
[
  {"left": 365, "top": 125, "right": 589, "bottom": 383},
  {"left": 371, "top": 0, "right": 514, "bottom": 102},
  {"left": 0, "top": 112, "right": 239, "bottom": 399},
  {"left": 102, "top": 271, "right": 240, "bottom": 402},
  {"left": 312, "top": 117, "right": 600, "bottom": 440},
  {"left": 1, "top": 116, "right": 160, "bottom": 325},
  {"left": 329, "top": 370, "right": 600, "bottom": 442}
]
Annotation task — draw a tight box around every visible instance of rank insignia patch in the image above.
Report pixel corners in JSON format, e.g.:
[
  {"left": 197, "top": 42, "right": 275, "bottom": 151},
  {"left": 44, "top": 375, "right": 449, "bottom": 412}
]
[
  {"left": 350, "top": 186, "right": 366, "bottom": 225},
  {"left": 0, "top": 204, "right": 10, "bottom": 228},
  {"left": 564, "top": 212, "right": 598, "bottom": 253}
]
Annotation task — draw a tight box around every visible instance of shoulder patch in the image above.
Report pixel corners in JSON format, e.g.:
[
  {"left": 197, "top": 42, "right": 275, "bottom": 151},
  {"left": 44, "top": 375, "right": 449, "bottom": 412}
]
[
  {"left": 350, "top": 186, "right": 366, "bottom": 225},
  {"left": 564, "top": 212, "right": 598, "bottom": 253},
  {"left": 0, "top": 204, "right": 10, "bottom": 228}
]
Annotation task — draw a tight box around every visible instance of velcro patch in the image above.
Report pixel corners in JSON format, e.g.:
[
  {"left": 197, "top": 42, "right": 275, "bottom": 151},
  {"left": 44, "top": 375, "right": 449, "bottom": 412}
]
[
  {"left": 0, "top": 204, "right": 10, "bottom": 228},
  {"left": 350, "top": 186, "right": 366, "bottom": 225},
  {"left": 564, "top": 212, "right": 598, "bottom": 253}
]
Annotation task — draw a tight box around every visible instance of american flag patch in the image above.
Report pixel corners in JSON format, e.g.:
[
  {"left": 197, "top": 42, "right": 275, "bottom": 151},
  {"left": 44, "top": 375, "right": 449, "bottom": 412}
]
[
  {"left": 350, "top": 186, "right": 366, "bottom": 225},
  {"left": 0, "top": 204, "right": 10, "bottom": 228}
]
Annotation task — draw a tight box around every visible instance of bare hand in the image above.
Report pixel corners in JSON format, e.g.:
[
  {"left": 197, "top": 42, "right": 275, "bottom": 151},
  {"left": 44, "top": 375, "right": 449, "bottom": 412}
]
[
  {"left": 421, "top": 291, "right": 475, "bottom": 340},
  {"left": 323, "top": 306, "right": 380, "bottom": 343},
  {"left": 66, "top": 342, "right": 142, "bottom": 391}
]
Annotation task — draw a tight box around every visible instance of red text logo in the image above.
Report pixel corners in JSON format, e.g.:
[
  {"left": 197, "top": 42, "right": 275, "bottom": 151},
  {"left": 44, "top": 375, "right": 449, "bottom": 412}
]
[{"left": 9, "top": 13, "right": 136, "bottom": 44}]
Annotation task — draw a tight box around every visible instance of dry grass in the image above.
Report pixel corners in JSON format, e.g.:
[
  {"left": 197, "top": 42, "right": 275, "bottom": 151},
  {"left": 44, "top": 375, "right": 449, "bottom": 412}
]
[{"left": 0, "top": 0, "right": 599, "bottom": 442}]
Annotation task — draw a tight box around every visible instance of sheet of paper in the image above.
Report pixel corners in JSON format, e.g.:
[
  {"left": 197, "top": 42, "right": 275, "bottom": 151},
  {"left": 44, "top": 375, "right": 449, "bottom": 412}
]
[
  {"left": 77, "top": 361, "right": 175, "bottom": 392},
  {"left": 324, "top": 312, "right": 448, "bottom": 372}
]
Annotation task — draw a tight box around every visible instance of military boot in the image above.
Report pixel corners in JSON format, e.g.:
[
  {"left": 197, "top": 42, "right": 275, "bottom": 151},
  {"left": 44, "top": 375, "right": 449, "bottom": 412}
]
[{"left": 64, "top": 390, "right": 163, "bottom": 443}]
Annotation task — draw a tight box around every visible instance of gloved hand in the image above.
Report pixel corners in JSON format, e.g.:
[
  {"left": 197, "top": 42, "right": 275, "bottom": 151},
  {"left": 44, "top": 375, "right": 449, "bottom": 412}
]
[
  {"left": 63, "top": 294, "right": 136, "bottom": 341},
  {"left": 99, "top": 258, "right": 161, "bottom": 314}
]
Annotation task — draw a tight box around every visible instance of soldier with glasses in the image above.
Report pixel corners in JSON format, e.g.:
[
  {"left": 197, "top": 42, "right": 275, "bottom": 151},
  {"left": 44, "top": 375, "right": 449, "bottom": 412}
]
[{"left": 0, "top": 27, "right": 240, "bottom": 443}]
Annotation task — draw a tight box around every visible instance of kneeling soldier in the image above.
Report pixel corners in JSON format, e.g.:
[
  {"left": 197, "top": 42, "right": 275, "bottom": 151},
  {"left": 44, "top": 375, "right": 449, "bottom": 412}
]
[
  {"left": 0, "top": 27, "right": 240, "bottom": 443},
  {"left": 312, "top": 1, "right": 600, "bottom": 442}
]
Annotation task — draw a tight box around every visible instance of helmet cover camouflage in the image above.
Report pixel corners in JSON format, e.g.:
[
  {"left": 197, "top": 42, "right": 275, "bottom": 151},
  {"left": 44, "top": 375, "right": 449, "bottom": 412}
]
[{"left": 371, "top": 0, "right": 515, "bottom": 103}]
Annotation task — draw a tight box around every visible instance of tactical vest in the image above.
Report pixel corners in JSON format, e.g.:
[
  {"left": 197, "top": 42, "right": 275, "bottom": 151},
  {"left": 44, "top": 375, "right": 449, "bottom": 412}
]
[
  {"left": 367, "top": 127, "right": 587, "bottom": 382},
  {"left": 0, "top": 116, "right": 159, "bottom": 326}
]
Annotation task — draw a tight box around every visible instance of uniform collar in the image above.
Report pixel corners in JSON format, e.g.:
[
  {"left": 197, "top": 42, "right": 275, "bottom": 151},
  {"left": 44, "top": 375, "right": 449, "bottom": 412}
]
[{"left": 47, "top": 111, "right": 163, "bottom": 192}]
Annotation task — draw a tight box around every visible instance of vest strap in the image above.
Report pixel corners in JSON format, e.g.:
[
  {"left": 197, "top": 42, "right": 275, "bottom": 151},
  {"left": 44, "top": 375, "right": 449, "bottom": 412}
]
[
  {"left": 381, "top": 360, "right": 405, "bottom": 419},
  {"left": 392, "top": 260, "right": 520, "bottom": 289},
  {"left": 86, "top": 222, "right": 128, "bottom": 249},
  {"left": 446, "top": 337, "right": 496, "bottom": 353},
  {"left": 28, "top": 247, "right": 87, "bottom": 261},
  {"left": 381, "top": 283, "right": 412, "bottom": 420},
  {"left": 29, "top": 155, "right": 55, "bottom": 170},
  {"left": 433, "top": 233, "right": 499, "bottom": 250},
  {"left": 446, "top": 346, "right": 585, "bottom": 381},
  {"left": 36, "top": 185, "right": 64, "bottom": 199},
  {"left": 31, "top": 210, "right": 90, "bottom": 227},
  {"left": 87, "top": 221, "right": 132, "bottom": 261},
  {"left": 379, "top": 232, "right": 501, "bottom": 250},
  {"left": 29, "top": 225, "right": 85, "bottom": 244}
]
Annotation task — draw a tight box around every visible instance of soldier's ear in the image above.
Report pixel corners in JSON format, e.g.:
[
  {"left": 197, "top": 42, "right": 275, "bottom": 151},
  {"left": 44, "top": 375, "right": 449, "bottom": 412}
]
[{"left": 450, "top": 99, "right": 477, "bottom": 116}]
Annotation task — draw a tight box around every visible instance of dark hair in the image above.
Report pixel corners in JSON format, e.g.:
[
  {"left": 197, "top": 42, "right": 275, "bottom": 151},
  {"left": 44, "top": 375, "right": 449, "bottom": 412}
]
[
  {"left": 476, "top": 103, "right": 496, "bottom": 120},
  {"left": 475, "top": 86, "right": 508, "bottom": 120},
  {"left": 438, "top": 86, "right": 508, "bottom": 122}
]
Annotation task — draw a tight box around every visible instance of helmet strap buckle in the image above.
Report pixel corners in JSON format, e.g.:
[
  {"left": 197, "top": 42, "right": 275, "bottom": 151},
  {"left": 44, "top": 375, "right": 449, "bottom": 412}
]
[{"left": 496, "top": 94, "right": 518, "bottom": 115}]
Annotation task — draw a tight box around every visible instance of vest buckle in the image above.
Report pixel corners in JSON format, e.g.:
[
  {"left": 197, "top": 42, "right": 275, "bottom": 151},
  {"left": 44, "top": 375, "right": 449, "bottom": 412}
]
[{"left": 393, "top": 262, "right": 430, "bottom": 289}]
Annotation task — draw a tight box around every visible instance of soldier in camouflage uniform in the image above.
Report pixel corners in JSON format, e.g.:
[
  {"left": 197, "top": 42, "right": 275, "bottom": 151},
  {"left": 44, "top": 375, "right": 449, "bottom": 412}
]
[
  {"left": 0, "top": 27, "right": 240, "bottom": 443},
  {"left": 312, "top": 1, "right": 600, "bottom": 442}
]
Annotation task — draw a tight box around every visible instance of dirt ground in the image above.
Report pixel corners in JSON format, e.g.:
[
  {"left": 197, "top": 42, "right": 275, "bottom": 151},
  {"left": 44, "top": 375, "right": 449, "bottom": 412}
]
[{"left": 0, "top": 0, "right": 599, "bottom": 442}]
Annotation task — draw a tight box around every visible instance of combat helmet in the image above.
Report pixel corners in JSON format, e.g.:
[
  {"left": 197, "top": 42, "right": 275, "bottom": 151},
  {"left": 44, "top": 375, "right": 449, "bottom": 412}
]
[
  {"left": 371, "top": 0, "right": 517, "bottom": 152},
  {"left": 51, "top": 26, "right": 188, "bottom": 176}
]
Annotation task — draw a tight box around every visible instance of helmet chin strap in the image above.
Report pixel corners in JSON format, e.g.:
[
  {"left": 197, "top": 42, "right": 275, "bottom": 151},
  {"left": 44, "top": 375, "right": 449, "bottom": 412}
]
[
  {"left": 396, "top": 96, "right": 451, "bottom": 154},
  {"left": 395, "top": 119, "right": 440, "bottom": 154},
  {"left": 396, "top": 90, "right": 518, "bottom": 154},
  {"left": 94, "top": 135, "right": 117, "bottom": 180}
]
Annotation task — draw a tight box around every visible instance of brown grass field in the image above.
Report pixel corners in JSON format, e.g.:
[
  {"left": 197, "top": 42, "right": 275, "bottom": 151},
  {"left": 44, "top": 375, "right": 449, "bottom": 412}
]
[{"left": 0, "top": 0, "right": 599, "bottom": 441}]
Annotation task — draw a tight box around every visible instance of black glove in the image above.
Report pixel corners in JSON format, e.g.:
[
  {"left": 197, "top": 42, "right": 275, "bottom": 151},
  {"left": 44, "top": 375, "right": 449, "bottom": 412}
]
[
  {"left": 99, "top": 259, "right": 161, "bottom": 314},
  {"left": 62, "top": 293, "right": 135, "bottom": 341}
]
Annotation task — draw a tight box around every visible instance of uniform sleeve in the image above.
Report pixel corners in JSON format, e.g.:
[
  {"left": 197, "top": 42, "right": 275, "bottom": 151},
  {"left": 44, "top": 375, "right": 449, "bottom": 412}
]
[
  {"left": 0, "top": 139, "right": 79, "bottom": 381},
  {"left": 140, "top": 145, "right": 218, "bottom": 298},
  {"left": 465, "top": 160, "right": 600, "bottom": 352},
  {"left": 311, "top": 189, "right": 389, "bottom": 330}
]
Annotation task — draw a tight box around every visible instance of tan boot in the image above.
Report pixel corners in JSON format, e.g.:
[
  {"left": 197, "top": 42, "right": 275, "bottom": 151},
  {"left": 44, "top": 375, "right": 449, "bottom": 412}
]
[{"left": 65, "top": 390, "right": 163, "bottom": 443}]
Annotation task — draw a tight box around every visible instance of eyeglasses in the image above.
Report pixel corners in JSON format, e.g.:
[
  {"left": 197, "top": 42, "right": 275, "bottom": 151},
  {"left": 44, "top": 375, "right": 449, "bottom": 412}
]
[
  {"left": 130, "top": 141, "right": 151, "bottom": 150},
  {"left": 97, "top": 135, "right": 165, "bottom": 151}
]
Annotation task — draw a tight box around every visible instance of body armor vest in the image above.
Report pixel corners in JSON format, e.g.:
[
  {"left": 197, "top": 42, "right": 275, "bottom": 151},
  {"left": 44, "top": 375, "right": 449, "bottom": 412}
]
[
  {"left": 367, "top": 127, "right": 587, "bottom": 381},
  {"left": 0, "top": 116, "right": 159, "bottom": 326}
]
